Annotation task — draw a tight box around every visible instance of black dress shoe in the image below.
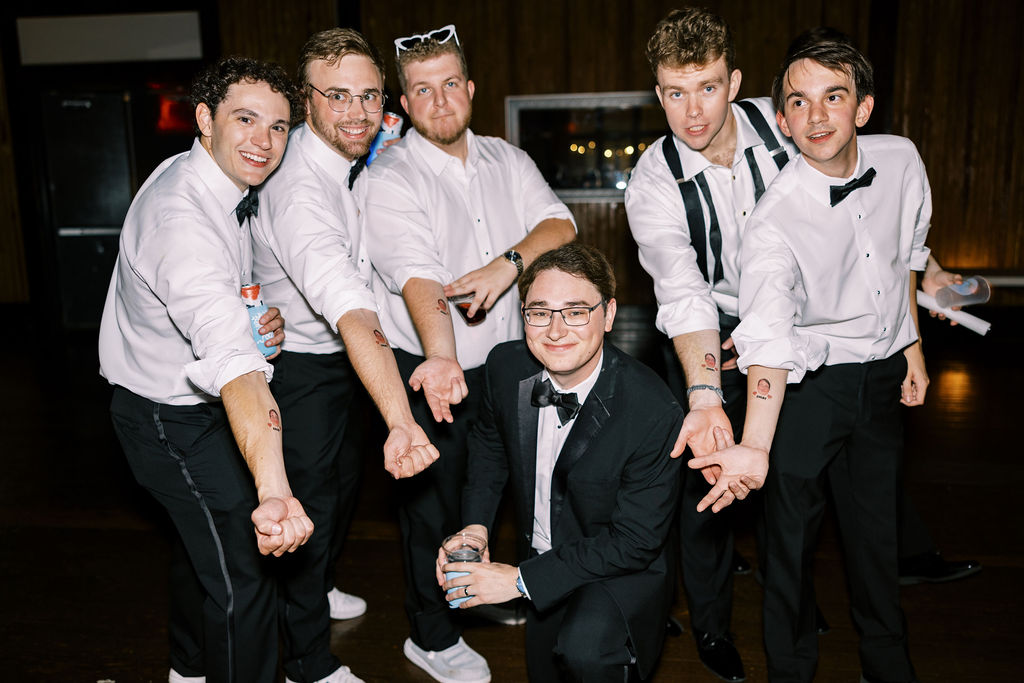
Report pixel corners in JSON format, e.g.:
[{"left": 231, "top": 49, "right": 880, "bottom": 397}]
[
  {"left": 815, "top": 605, "right": 830, "bottom": 635},
  {"left": 732, "top": 549, "right": 752, "bottom": 575},
  {"left": 695, "top": 631, "right": 746, "bottom": 682},
  {"left": 898, "top": 551, "right": 982, "bottom": 586}
]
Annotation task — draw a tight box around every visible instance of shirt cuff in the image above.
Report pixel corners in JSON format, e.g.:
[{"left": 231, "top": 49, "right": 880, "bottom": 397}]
[
  {"left": 185, "top": 350, "right": 273, "bottom": 397},
  {"left": 516, "top": 568, "right": 532, "bottom": 600}
]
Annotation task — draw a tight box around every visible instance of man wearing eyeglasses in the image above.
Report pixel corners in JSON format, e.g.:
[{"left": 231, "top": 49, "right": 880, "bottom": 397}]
[
  {"left": 250, "top": 28, "right": 440, "bottom": 683},
  {"left": 439, "top": 242, "right": 682, "bottom": 681},
  {"left": 362, "top": 23, "right": 576, "bottom": 683}
]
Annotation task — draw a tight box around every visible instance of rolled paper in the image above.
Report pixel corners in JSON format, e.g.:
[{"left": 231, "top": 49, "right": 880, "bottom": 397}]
[{"left": 917, "top": 290, "right": 991, "bottom": 336}]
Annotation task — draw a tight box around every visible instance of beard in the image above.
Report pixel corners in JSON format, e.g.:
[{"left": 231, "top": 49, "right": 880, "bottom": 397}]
[
  {"left": 308, "top": 103, "right": 381, "bottom": 160},
  {"left": 411, "top": 100, "right": 472, "bottom": 148}
]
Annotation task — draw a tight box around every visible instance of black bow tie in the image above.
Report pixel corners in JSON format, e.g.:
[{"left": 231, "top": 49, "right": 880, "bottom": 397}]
[
  {"left": 531, "top": 378, "right": 581, "bottom": 426},
  {"left": 235, "top": 190, "right": 259, "bottom": 225},
  {"left": 829, "top": 167, "right": 876, "bottom": 206},
  {"left": 348, "top": 154, "right": 368, "bottom": 190}
]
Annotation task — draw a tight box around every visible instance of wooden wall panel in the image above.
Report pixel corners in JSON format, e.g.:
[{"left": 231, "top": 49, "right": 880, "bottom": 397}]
[
  {"left": 217, "top": 0, "right": 338, "bottom": 67},
  {"left": 893, "top": 0, "right": 1024, "bottom": 271}
]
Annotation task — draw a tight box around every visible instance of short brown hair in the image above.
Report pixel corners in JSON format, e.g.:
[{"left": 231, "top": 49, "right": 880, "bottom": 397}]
[
  {"left": 518, "top": 242, "right": 616, "bottom": 303},
  {"left": 645, "top": 7, "right": 736, "bottom": 78},
  {"left": 396, "top": 28, "right": 468, "bottom": 95},
  {"left": 771, "top": 27, "right": 875, "bottom": 112},
  {"left": 297, "top": 28, "right": 385, "bottom": 90},
  {"left": 190, "top": 57, "right": 302, "bottom": 135}
]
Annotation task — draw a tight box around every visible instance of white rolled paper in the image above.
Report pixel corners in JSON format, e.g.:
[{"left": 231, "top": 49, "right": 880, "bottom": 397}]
[{"left": 917, "top": 290, "right": 991, "bottom": 335}]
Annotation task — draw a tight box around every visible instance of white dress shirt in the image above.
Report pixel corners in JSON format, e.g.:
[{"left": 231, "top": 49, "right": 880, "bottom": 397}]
[
  {"left": 531, "top": 355, "right": 603, "bottom": 554},
  {"left": 250, "top": 123, "right": 377, "bottom": 354},
  {"left": 99, "top": 138, "right": 272, "bottom": 405},
  {"left": 733, "top": 135, "right": 932, "bottom": 382},
  {"left": 363, "top": 128, "right": 576, "bottom": 370},
  {"left": 625, "top": 98, "right": 798, "bottom": 337}
]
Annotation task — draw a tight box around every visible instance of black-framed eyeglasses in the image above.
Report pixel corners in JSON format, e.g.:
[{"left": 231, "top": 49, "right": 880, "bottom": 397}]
[
  {"left": 394, "top": 24, "right": 460, "bottom": 59},
  {"left": 522, "top": 302, "right": 604, "bottom": 327},
  {"left": 307, "top": 84, "right": 386, "bottom": 114}
]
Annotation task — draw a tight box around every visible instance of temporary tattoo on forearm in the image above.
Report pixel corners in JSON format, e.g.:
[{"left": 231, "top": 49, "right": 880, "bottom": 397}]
[
  {"left": 752, "top": 378, "right": 773, "bottom": 400},
  {"left": 702, "top": 353, "right": 718, "bottom": 372},
  {"left": 373, "top": 329, "right": 389, "bottom": 347},
  {"left": 268, "top": 409, "right": 282, "bottom": 432},
  {"left": 436, "top": 298, "right": 449, "bottom": 315}
]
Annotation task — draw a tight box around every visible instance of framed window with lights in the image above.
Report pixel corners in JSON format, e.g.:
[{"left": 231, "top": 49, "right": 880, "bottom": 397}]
[{"left": 505, "top": 91, "right": 664, "bottom": 202}]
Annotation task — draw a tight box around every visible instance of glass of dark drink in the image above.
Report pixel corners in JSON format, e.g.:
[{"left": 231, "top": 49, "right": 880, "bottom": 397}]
[{"left": 448, "top": 293, "right": 486, "bottom": 326}]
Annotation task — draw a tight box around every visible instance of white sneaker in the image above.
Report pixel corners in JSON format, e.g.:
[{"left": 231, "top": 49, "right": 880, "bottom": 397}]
[
  {"left": 285, "top": 665, "right": 364, "bottom": 683},
  {"left": 403, "top": 637, "right": 491, "bottom": 683},
  {"left": 327, "top": 587, "right": 367, "bottom": 620},
  {"left": 168, "top": 671, "right": 205, "bottom": 683}
]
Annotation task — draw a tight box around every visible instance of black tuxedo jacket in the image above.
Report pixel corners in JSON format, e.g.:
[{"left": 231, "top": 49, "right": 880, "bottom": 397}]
[{"left": 463, "top": 340, "right": 683, "bottom": 677}]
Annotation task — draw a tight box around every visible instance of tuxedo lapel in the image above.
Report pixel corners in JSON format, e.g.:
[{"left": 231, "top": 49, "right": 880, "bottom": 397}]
[
  {"left": 550, "top": 348, "right": 618, "bottom": 526},
  {"left": 517, "top": 371, "right": 543, "bottom": 515}
]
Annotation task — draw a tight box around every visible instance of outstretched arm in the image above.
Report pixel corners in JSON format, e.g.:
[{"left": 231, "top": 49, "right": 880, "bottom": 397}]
[
  {"left": 336, "top": 308, "right": 439, "bottom": 478},
  {"left": 403, "top": 277, "right": 469, "bottom": 423},
  {"left": 220, "top": 370, "right": 314, "bottom": 556},
  {"left": 688, "top": 365, "right": 788, "bottom": 513}
]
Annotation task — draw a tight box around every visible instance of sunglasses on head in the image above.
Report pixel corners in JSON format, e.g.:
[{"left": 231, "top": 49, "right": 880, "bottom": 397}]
[{"left": 394, "top": 24, "right": 460, "bottom": 58}]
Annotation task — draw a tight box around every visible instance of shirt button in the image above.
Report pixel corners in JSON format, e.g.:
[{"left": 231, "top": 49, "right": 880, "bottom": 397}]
[
  {"left": 875, "top": 290, "right": 881, "bottom": 295},
  {"left": 865, "top": 253, "right": 870, "bottom": 258},
  {"left": 742, "top": 211, "right": 747, "bottom": 216},
  {"left": 883, "top": 327, "right": 887, "bottom": 332}
]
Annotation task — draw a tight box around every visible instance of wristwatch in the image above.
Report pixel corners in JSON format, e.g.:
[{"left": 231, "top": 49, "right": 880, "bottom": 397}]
[{"left": 502, "top": 250, "right": 524, "bottom": 279}]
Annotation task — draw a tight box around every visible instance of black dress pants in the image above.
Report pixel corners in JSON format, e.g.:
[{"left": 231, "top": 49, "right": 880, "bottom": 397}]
[
  {"left": 110, "top": 387, "right": 277, "bottom": 683},
  {"left": 762, "top": 355, "right": 915, "bottom": 683},
  {"left": 525, "top": 582, "right": 637, "bottom": 682},
  {"left": 270, "top": 350, "right": 358, "bottom": 682},
  {"left": 394, "top": 349, "right": 485, "bottom": 651}
]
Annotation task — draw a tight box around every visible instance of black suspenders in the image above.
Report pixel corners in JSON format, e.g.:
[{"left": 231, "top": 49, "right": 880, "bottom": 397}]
[{"left": 661, "top": 99, "right": 790, "bottom": 284}]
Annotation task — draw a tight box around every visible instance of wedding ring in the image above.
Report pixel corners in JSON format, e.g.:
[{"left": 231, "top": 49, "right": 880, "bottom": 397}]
[{"left": 463, "top": 585, "right": 470, "bottom": 597}]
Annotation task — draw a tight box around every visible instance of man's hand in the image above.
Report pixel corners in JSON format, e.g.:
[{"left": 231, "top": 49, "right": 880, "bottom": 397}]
[
  {"left": 688, "top": 428, "right": 768, "bottom": 513},
  {"left": 251, "top": 496, "right": 314, "bottom": 557},
  {"left": 901, "top": 342, "right": 929, "bottom": 406},
  {"left": 720, "top": 336, "right": 738, "bottom": 371},
  {"left": 443, "top": 258, "right": 519, "bottom": 319},
  {"left": 671, "top": 401, "right": 732, "bottom": 484},
  {"left": 409, "top": 356, "right": 469, "bottom": 423},
  {"left": 435, "top": 524, "right": 490, "bottom": 586},
  {"left": 384, "top": 421, "right": 440, "bottom": 479},
  {"left": 258, "top": 307, "right": 286, "bottom": 359},
  {"left": 922, "top": 258, "right": 963, "bottom": 325},
  {"left": 442, "top": 560, "right": 520, "bottom": 608}
]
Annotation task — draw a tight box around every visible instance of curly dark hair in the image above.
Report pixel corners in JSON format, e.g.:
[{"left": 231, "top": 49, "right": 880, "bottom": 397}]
[
  {"left": 518, "top": 241, "right": 616, "bottom": 304},
  {"left": 771, "top": 27, "right": 874, "bottom": 112},
  {"left": 189, "top": 56, "right": 303, "bottom": 135},
  {"left": 645, "top": 7, "right": 736, "bottom": 78}
]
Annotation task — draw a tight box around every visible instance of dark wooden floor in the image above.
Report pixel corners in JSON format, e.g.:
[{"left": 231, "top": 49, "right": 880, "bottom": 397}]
[{"left": 3, "top": 307, "right": 1021, "bottom": 682}]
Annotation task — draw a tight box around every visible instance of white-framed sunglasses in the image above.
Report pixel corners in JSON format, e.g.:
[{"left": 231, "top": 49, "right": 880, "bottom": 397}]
[{"left": 394, "top": 24, "right": 460, "bottom": 59}]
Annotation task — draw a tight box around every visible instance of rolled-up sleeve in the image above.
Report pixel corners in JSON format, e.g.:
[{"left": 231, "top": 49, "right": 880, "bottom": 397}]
[
  {"left": 514, "top": 147, "right": 577, "bottom": 231},
  {"left": 733, "top": 218, "right": 828, "bottom": 383},
  {"left": 141, "top": 216, "right": 271, "bottom": 396},
  {"left": 260, "top": 198, "right": 376, "bottom": 329},
  {"left": 908, "top": 148, "right": 932, "bottom": 272},
  {"left": 625, "top": 146, "right": 720, "bottom": 337},
  {"left": 364, "top": 168, "right": 453, "bottom": 293}
]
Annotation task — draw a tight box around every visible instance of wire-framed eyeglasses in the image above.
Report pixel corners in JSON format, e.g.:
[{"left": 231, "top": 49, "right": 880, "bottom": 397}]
[
  {"left": 394, "top": 24, "right": 460, "bottom": 59},
  {"left": 522, "top": 302, "right": 604, "bottom": 327},
  {"left": 307, "top": 84, "right": 386, "bottom": 114}
]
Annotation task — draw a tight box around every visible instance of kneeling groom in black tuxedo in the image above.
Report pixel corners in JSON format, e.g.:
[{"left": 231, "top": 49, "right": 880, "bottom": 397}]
[{"left": 437, "top": 242, "right": 684, "bottom": 681}]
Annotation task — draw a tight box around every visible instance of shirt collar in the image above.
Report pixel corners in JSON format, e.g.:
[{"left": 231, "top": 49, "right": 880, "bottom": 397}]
[
  {"left": 189, "top": 137, "right": 248, "bottom": 219},
  {"left": 794, "top": 142, "right": 867, "bottom": 207},
  {"left": 542, "top": 350, "right": 603, "bottom": 406},
  {"left": 407, "top": 126, "right": 477, "bottom": 176},
  {"left": 293, "top": 122, "right": 360, "bottom": 180}
]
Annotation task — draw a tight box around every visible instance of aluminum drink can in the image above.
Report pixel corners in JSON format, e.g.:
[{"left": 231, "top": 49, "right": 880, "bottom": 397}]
[{"left": 366, "top": 111, "right": 403, "bottom": 165}]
